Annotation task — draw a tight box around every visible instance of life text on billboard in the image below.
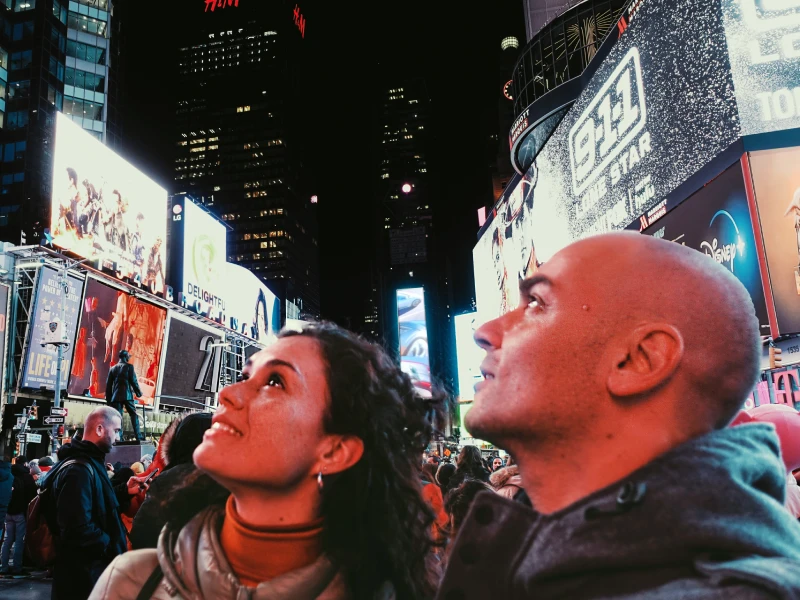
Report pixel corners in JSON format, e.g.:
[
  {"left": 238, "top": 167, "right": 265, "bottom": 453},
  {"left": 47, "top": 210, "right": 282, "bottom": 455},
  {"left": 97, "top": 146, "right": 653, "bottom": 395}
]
[
  {"left": 22, "top": 267, "right": 84, "bottom": 390},
  {"left": 68, "top": 278, "right": 166, "bottom": 404},
  {"left": 51, "top": 113, "right": 168, "bottom": 294},
  {"left": 397, "top": 288, "right": 431, "bottom": 398}
]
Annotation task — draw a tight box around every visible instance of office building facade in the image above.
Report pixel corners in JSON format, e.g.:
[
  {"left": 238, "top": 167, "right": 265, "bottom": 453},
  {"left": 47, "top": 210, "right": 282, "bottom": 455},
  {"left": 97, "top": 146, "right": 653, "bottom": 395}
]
[
  {"left": 0, "top": 0, "right": 121, "bottom": 243},
  {"left": 173, "top": 1, "right": 319, "bottom": 319}
]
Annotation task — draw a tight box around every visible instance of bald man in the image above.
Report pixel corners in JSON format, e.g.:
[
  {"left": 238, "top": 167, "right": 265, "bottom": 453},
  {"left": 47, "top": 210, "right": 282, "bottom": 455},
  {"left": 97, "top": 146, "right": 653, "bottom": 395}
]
[
  {"left": 437, "top": 232, "right": 800, "bottom": 599},
  {"left": 45, "top": 407, "right": 148, "bottom": 600}
]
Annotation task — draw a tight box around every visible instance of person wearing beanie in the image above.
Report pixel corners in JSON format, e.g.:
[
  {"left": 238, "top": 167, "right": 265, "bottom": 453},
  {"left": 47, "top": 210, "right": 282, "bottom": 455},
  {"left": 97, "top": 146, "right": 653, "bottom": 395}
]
[{"left": 38, "top": 456, "right": 54, "bottom": 473}]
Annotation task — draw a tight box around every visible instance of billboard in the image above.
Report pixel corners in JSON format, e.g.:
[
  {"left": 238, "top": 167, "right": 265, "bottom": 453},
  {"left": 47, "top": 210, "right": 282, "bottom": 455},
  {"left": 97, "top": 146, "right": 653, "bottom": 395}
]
[
  {"left": 722, "top": 0, "right": 800, "bottom": 135},
  {"left": 179, "top": 199, "right": 227, "bottom": 322},
  {"left": 21, "top": 267, "right": 84, "bottom": 390},
  {"left": 397, "top": 287, "right": 431, "bottom": 398},
  {"left": 473, "top": 171, "right": 539, "bottom": 320},
  {"left": 455, "top": 312, "right": 483, "bottom": 402},
  {"left": 158, "top": 313, "right": 223, "bottom": 410},
  {"left": 68, "top": 278, "right": 167, "bottom": 404},
  {"left": 50, "top": 112, "right": 168, "bottom": 292},
  {"left": 224, "top": 264, "right": 281, "bottom": 343},
  {"left": 643, "top": 162, "right": 770, "bottom": 333},
  {"left": 0, "top": 283, "right": 8, "bottom": 392},
  {"left": 748, "top": 147, "right": 800, "bottom": 336}
]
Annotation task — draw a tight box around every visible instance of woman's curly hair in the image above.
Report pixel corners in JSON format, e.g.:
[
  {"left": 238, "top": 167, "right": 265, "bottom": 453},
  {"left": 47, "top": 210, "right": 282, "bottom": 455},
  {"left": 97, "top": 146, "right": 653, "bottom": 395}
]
[{"left": 279, "top": 322, "right": 442, "bottom": 599}]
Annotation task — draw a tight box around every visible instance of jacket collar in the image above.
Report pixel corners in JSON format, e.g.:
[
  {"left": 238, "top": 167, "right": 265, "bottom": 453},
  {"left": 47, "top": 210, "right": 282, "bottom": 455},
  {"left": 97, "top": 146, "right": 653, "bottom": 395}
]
[
  {"left": 444, "top": 424, "right": 800, "bottom": 597},
  {"left": 157, "top": 507, "right": 349, "bottom": 599}
]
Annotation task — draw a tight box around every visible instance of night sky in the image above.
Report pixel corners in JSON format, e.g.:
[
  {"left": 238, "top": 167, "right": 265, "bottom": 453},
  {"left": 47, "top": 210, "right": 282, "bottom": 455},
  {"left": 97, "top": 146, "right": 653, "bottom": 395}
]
[{"left": 120, "top": 0, "right": 525, "bottom": 327}]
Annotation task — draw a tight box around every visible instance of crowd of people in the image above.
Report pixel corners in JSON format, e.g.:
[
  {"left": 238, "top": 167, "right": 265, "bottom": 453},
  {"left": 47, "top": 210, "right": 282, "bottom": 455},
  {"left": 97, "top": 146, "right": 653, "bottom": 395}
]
[{"left": 3, "top": 232, "right": 800, "bottom": 599}]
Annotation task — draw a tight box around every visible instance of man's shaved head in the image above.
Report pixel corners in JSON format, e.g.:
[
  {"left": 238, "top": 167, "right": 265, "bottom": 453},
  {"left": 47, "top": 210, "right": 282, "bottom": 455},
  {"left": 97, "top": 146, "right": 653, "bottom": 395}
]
[
  {"left": 469, "top": 231, "right": 761, "bottom": 450},
  {"left": 84, "top": 406, "right": 122, "bottom": 453},
  {"left": 85, "top": 406, "right": 121, "bottom": 431}
]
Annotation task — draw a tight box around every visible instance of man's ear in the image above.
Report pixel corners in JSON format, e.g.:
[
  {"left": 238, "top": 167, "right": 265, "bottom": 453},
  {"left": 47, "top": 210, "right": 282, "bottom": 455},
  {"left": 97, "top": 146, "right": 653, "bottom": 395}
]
[
  {"left": 607, "top": 323, "right": 684, "bottom": 398},
  {"left": 314, "top": 435, "right": 365, "bottom": 477}
]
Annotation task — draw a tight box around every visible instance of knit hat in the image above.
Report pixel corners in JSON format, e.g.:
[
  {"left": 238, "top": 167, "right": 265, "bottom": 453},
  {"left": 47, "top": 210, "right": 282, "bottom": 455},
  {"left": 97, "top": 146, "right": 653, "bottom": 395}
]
[{"left": 39, "top": 456, "right": 54, "bottom": 467}]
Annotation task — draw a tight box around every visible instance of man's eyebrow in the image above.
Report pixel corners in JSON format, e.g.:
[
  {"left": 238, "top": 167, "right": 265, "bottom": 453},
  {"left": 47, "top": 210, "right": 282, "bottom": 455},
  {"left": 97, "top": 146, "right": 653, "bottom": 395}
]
[{"left": 519, "top": 274, "right": 553, "bottom": 297}]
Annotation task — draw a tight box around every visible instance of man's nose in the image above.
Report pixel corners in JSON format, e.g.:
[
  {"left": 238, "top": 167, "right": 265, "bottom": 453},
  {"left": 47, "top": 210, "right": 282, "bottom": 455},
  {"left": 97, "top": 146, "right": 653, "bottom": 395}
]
[{"left": 474, "top": 313, "right": 509, "bottom": 351}]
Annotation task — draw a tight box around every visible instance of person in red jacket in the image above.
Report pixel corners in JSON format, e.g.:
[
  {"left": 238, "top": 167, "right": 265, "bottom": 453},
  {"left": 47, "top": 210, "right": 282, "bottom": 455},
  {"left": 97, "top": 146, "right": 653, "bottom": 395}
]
[{"left": 421, "top": 463, "right": 448, "bottom": 547}]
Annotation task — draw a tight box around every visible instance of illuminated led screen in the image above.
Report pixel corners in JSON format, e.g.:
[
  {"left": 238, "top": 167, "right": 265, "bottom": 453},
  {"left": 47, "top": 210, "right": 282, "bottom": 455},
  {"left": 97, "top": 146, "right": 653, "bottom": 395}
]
[
  {"left": 68, "top": 278, "right": 166, "bottom": 404},
  {"left": 51, "top": 113, "right": 168, "bottom": 292},
  {"left": 21, "top": 267, "right": 84, "bottom": 390},
  {"left": 475, "top": 0, "right": 800, "bottom": 321},
  {"left": 396, "top": 287, "right": 431, "bottom": 398},
  {"left": 180, "top": 199, "right": 227, "bottom": 323},
  {"left": 455, "top": 312, "right": 483, "bottom": 402}
]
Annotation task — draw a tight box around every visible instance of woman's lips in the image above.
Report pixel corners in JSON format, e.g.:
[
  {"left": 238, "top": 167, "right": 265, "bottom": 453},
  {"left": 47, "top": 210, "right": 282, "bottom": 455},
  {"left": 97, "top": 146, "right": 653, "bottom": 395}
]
[{"left": 205, "top": 421, "right": 244, "bottom": 438}]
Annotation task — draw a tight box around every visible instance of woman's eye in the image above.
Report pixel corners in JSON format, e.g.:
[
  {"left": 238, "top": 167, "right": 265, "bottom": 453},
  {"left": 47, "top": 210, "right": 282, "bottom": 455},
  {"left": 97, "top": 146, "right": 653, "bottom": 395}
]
[{"left": 266, "top": 373, "right": 284, "bottom": 388}]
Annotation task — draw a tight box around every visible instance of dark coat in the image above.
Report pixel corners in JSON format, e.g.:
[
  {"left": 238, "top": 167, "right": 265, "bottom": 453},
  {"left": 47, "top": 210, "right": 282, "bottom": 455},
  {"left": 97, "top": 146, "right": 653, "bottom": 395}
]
[
  {"left": 445, "top": 465, "right": 490, "bottom": 497},
  {"left": 129, "top": 463, "right": 229, "bottom": 550},
  {"left": 0, "top": 461, "right": 12, "bottom": 523},
  {"left": 436, "top": 425, "right": 800, "bottom": 600},
  {"left": 105, "top": 362, "right": 142, "bottom": 405},
  {"left": 47, "top": 440, "right": 132, "bottom": 600},
  {"left": 7, "top": 463, "right": 37, "bottom": 515}
]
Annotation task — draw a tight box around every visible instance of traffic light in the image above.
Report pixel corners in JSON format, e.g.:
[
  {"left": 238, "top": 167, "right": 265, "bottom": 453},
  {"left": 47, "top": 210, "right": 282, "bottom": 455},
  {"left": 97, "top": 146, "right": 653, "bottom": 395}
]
[
  {"left": 770, "top": 344, "right": 783, "bottom": 370},
  {"left": 29, "top": 406, "right": 38, "bottom": 420},
  {"left": 14, "top": 441, "right": 19, "bottom": 456}
]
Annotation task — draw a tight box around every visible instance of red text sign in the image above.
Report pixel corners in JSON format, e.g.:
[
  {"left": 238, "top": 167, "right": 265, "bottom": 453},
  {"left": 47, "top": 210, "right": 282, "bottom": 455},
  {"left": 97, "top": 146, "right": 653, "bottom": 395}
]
[
  {"left": 293, "top": 4, "right": 306, "bottom": 38},
  {"left": 205, "top": 0, "right": 239, "bottom": 12}
]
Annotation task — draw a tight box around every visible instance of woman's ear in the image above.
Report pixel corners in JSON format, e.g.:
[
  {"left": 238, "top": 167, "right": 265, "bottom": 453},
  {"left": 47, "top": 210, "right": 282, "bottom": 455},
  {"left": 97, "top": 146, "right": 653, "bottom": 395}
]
[{"left": 316, "top": 434, "right": 364, "bottom": 476}]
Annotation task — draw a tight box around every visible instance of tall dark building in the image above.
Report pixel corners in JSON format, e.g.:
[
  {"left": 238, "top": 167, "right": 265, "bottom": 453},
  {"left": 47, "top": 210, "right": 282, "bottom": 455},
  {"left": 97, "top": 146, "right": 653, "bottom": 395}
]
[
  {"left": 0, "top": 0, "right": 123, "bottom": 243},
  {"left": 366, "top": 75, "right": 453, "bottom": 396},
  {"left": 173, "top": 1, "right": 319, "bottom": 319}
]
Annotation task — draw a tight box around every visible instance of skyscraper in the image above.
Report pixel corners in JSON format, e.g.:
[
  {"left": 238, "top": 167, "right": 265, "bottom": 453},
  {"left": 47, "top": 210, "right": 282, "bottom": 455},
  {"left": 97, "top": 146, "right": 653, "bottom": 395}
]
[
  {"left": 0, "top": 0, "right": 122, "bottom": 243},
  {"left": 172, "top": 1, "right": 319, "bottom": 319},
  {"left": 368, "top": 74, "right": 453, "bottom": 394}
]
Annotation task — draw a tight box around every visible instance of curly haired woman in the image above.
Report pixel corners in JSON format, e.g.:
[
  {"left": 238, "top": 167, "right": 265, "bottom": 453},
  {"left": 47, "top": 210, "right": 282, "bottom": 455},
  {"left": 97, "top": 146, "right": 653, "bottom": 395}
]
[{"left": 90, "top": 323, "right": 442, "bottom": 599}]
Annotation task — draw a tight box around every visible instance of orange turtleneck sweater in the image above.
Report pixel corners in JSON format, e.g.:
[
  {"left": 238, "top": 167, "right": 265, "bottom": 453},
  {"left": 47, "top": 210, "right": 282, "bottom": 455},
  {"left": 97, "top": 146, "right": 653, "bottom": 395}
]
[{"left": 219, "top": 496, "right": 324, "bottom": 588}]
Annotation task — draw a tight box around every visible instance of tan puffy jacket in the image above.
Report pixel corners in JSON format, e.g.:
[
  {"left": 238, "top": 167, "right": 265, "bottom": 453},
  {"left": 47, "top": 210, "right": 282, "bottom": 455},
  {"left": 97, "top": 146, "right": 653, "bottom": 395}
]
[
  {"left": 89, "top": 507, "right": 351, "bottom": 600},
  {"left": 489, "top": 465, "right": 523, "bottom": 500}
]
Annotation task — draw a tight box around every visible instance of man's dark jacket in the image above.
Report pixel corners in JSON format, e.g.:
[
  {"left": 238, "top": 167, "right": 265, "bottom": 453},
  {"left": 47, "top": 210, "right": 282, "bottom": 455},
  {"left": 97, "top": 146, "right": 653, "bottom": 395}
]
[
  {"left": 7, "top": 463, "right": 36, "bottom": 515},
  {"left": 437, "top": 424, "right": 800, "bottom": 600},
  {"left": 0, "top": 460, "right": 12, "bottom": 523},
  {"left": 45, "top": 440, "right": 131, "bottom": 600},
  {"left": 105, "top": 361, "right": 142, "bottom": 405}
]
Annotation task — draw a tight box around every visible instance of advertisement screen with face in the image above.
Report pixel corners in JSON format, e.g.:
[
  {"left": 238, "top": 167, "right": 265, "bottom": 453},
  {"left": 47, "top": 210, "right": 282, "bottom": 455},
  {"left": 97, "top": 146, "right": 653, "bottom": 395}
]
[
  {"left": 50, "top": 113, "right": 168, "bottom": 292},
  {"left": 181, "top": 199, "right": 227, "bottom": 322},
  {"left": 397, "top": 287, "right": 431, "bottom": 398},
  {"left": 748, "top": 147, "right": 800, "bottom": 335},
  {"left": 223, "top": 264, "right": 281, "bottom": 343},
  {"left": 455, "top": 312, "right": 483, "bottom": 402},
  {"left": 474, "top": 169, "right": 539, "bottom": 321},
  {"left": 159, "top": 313, "right": 223, "bottom": 410},
  {"left": 643, "top": 162, "right": 770, "bottom": 333},
  {"left": 21, "top": 267, "right": 84, "bottom": 390},
  {"left": 68, "top": 278, "right": 166, "bottom": 404}
]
